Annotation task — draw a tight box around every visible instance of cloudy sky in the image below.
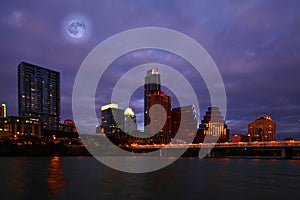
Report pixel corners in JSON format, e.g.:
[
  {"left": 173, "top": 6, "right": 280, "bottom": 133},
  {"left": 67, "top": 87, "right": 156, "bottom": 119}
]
[{"left": 1, "top": 0, "right": 300, "bottom": 140}]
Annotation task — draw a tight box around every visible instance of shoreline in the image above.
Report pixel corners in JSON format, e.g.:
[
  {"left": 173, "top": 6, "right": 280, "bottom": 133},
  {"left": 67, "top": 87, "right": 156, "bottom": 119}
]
[{"left": 1, "top": 149, "right": 299, "bottom": 160}]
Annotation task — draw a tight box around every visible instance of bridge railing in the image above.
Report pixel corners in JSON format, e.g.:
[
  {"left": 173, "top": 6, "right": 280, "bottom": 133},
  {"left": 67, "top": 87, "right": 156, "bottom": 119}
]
[{"left": 130, "top": 140, "right": 300, "bottom": 149}]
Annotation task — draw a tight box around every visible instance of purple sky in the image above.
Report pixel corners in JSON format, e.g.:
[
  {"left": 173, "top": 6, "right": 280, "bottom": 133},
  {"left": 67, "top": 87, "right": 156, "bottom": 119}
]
[{"left": 1, "top": 0, "right": 300, "bottom": 140}]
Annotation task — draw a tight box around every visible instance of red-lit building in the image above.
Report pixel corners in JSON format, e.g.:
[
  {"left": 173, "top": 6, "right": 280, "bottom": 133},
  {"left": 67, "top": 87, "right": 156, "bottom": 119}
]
[
  {"left": 231, "top": 134, "right": 250, "bottom": 143},
  {"left": 148, "top": 90, "right": 172, "bottom": 143},
  {"left": 144, "top": 68, "right": 160, "bottom": 129},
  {"left": 248, "top": 114, "right": 276, "bottom": 142}
]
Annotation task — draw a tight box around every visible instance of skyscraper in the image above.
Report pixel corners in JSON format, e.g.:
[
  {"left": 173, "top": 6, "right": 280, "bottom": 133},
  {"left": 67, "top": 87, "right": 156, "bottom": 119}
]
[
  {"left": 144, "top": 68, "right": 160, "bottom": 128},
  {"left": 171, "top": 105, "right": 198, "bottom": 143},
  {"left": 101, "top": 103, "right": 125, "bottom": 134},
  {"left": 18, "top": 61, "right": 60, "bottom": 129},
  {"left": 196, "top": 106, "right": 230, "bottom": 143},
  {"left": 148, "top": 90, "right": 172, "bottom": 138}
]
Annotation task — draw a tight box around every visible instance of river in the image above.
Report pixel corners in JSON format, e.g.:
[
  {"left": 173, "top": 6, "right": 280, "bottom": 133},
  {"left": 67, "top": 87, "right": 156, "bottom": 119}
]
[{"left": 0, "top": 157, "right": 299, "bottom": 199}]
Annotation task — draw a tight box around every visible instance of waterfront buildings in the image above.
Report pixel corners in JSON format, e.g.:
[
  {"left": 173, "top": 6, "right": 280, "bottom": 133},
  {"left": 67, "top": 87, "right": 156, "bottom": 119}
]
[
  {"left": 195, "top": 106, "right": 230, "bottom": 143},
  {"left": 248, "top": 114, "right": 276, "bottom": 142},
  {"left": 0, "top": 116, "right": 42, "bottom": 138},
  {"left": 18, "top": 62, "right": 60, "bottom": 130}
]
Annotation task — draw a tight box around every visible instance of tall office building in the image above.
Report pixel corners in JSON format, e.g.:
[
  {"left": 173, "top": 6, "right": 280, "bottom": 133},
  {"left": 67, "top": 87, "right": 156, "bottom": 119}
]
[
  {"left": 196, "top": 106, "right": 230, "bottom": 143},
  {"left": 0, "top": 104, "right": 6, "bottom": 117},
  {"left": 101, "top": 103, "right": 125, "bottom": 134},
  {"left": 148, "top": 90, "right": 172, "bottom": 143},
  {"left": 18, "top": 62, "right": 60, "bottom": 129},
  {"left": 248, "top": 114, "right": 276, "bottom": 142},
  {"left": 171, "top": 105, "right": 198, "bottom": 143},
  {"left": 144, "top": 68, "right": 161, "bottom": 128},
  {"left": 144, "top": 68, "right": 172, "bottom": 143}
]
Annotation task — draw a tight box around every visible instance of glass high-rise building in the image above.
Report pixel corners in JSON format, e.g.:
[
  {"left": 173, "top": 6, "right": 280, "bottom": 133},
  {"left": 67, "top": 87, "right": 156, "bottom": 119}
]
[
  {"left": 171, "top": 105, "right": 198, "bottom": 143},
  {"left": 18, "top": 61, "right": 60, "bottom": 129},
  {"left": 144, "top": 68, "right": 161, "bottom": 128},
  {"left": 101, "top": 103, "right": 125, "bottom": 134}
]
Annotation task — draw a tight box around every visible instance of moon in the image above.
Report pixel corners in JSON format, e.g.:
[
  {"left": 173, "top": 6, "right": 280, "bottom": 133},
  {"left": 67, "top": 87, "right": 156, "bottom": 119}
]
[{"left": 67, "top": 20, "right": 86, "bottom": 39}]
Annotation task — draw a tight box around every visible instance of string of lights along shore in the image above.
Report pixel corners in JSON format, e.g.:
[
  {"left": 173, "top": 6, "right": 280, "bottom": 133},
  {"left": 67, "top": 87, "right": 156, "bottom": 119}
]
[{"left": 0, "top": 61, "right": 279, "bottom": 145}]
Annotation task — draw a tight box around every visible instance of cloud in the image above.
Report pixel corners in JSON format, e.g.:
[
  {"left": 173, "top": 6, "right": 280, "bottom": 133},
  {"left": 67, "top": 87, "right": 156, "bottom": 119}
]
[{"left": 1, "top": 0, "right": 300, "bottom": 140}]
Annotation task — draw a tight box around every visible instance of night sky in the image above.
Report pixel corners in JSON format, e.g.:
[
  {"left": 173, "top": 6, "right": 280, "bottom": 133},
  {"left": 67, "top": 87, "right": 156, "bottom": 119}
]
[{"left": 1, "top": 0, "right": 300, "bottom": 140}]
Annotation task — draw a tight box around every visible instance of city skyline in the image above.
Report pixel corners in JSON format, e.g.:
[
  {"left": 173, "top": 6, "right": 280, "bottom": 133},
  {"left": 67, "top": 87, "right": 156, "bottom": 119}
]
[{"left": 1, "top": 1, "right": 300, "bottom": 140}]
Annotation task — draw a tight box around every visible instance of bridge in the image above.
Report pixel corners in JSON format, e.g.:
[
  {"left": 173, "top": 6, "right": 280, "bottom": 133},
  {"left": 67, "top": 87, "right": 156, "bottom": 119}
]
[{"left": 126, "top": 141, "right": 300, "bottom": 158}]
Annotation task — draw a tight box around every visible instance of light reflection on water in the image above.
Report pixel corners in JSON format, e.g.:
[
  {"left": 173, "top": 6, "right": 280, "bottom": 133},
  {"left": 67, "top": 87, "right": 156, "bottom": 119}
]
[
  {"left": 0, "top": 157, "right": 299, "bottom": 199},
  {"left": 46, "top": 156, "right": 66, "bottom": 195}
]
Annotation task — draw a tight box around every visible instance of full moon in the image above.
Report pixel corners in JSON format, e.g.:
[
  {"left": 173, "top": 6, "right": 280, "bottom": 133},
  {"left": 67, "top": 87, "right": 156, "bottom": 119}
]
[{"left": 67, "top": 20, "right": 86, "bottom": 39}]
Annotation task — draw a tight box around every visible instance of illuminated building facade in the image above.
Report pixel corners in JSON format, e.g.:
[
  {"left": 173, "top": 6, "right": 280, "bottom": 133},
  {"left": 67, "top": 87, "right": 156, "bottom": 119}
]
[
  {"left": 248, "top": 115, "right": 276, "bottom": 142},
  {"left": 143, "top": 68, "right": 172, "bottom": 143},
  {"left": 144, "top": 68, "right": 160, "bottom": 128},
  {"left": 18, "top": 62, "right": 60, "bottom": 129},
  {"left": 0, "top": 103, "right": 6, "bottom": 117},
  {"left": 171, "top": 105, "right": 198, "bottom": 143},
  {"left": 0, "top": 116, "right": 42, "bottom": 138},
  {"left": 124, "top": 107, "right": 137, "bottom": 134},
  {"left": 101, "top": 104, "right": 125, "bottom": 134},
  {"left": 195, "top": 106, "right": 230, "bottom": 143}
]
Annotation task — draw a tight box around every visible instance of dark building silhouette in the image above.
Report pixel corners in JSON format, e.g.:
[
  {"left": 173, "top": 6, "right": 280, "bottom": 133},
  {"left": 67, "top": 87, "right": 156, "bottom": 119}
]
[
  {"left": 171, "top": 105, "right": 198, "bottom": 143},
  {"left": 195, "top": 106, "right": 229, "bottom": 143},
  {"left": 18, "top": 62, "right": 60, "bottom": 130},
  {"left": 63, "top": 119, "right": 78, "bottom": 133},
  {"left": 101, "top": 104, "right": 125, "bottom": 134},
  {"left": 144, "top": 68, "right": 160, "bottom": 129},
  {"left": 248, "top": 114, "right": 276, "bottom": 142},
  {"left": 231, "top": 133, "right": 250, "bottom": 142}
]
